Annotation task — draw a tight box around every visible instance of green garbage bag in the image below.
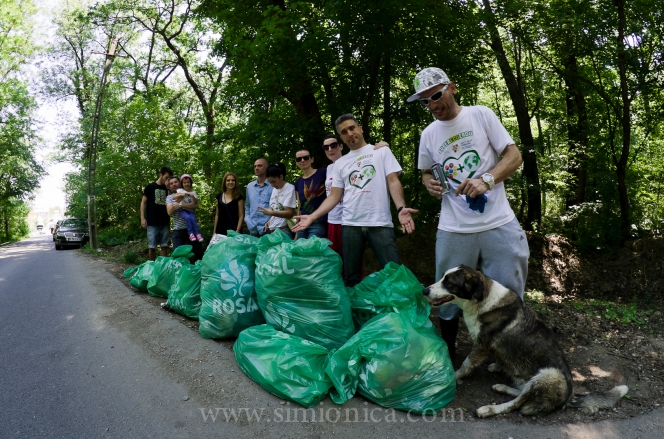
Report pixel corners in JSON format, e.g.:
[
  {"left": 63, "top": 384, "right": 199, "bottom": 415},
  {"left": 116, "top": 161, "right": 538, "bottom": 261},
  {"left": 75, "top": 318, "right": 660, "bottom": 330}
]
[
  {"left": 147, "top": 245, "right": 193, "bottom": 298},
  {"left": 123, "top": 266, "right": 139, "bottom": 278},
  {"left": 234, "top": 325, "right": 332, "bottom": 408},
  {"left": 165, "top": 261, "right": 202, "bottom": 319},
  {"left": 255, "top": 230, "right": 354, "bottom": 350},
  {"left": 198, "top": 232, "right": 264, "bottom": 338},
  {"left": 326, "top": 312, "right": 456, "bottom": 414},
  {"left": 128, "top": 261, "right": 154, "bottom": 292},
  {"left": 346, "top": 262, "right": 430, "bottom": 329}
]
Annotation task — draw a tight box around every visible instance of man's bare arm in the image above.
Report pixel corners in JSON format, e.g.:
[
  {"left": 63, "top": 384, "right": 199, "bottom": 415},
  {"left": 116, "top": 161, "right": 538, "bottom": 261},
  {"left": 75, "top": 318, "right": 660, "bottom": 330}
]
[{"left": 387, "top": 172, "right": 419, "bottom": 234}]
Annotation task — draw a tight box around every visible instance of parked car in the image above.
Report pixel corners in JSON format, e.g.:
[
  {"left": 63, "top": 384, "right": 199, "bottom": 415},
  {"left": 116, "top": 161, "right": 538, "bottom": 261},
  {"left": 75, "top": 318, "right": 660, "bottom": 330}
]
[{"left": 54, "top": 218, "right": 90, "bottom": 250}]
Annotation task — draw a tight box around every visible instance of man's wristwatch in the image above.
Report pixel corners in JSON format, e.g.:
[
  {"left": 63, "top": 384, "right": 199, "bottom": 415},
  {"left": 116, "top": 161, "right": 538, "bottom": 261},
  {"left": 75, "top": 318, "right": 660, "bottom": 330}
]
[
  {"left": 397, "top": 206, "right": 406, "bottom": 214},
  {"left": 481, "top": 173, "right": 495, "bottom": 190},
  {"left": 179, "top": 201, "right": 183, "bottom": 208}
]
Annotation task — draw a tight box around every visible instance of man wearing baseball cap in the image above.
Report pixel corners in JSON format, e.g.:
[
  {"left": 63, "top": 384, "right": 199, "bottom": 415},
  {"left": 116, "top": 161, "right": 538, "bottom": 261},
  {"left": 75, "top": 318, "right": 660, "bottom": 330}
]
[{"left": 410, "top": 67, "right": 530, "bottom": 360}]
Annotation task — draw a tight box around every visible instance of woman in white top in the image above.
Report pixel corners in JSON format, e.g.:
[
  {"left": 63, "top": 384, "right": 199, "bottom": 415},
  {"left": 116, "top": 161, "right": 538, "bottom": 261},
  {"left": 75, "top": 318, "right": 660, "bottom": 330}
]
[{"left": 258, "top": 162, "right": 296, "bottom": 239}]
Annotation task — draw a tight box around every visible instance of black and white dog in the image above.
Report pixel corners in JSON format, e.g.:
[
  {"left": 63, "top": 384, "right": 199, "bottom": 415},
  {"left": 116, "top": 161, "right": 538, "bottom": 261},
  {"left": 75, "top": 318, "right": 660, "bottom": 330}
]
[{"left": 423, "top": 265, "right": 628, "bottom": 418}]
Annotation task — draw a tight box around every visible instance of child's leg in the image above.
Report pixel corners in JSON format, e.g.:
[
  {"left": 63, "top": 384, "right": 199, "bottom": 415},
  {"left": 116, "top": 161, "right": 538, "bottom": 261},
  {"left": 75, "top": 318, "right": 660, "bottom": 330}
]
[
  {"left": 180, "top": 210, "right": 198, "bottom": 240},
  {"left": 183, "top": 210, "right": 203, "bottom": 241}
]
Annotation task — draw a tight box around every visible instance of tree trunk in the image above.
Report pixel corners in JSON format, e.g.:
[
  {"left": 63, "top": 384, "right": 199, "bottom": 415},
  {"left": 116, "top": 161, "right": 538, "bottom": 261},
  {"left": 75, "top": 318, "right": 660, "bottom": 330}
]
[
  {"left": 361, "top": 54, "right": 382, "bottom": 141},
  {"left": 382, "top": 53, "right": 392, "bottom": 145},
  {"left": 282, "top": 85, "right": 326, "bottom": 151},
  {"left": 562, "top": 54, "right": 589, "bottom": 207},
  {"left": 482, "top": 0, "right": 541, "bottom": 229},
  {"left": 615, "top": 0, "right": 631, "bottom": 239}
]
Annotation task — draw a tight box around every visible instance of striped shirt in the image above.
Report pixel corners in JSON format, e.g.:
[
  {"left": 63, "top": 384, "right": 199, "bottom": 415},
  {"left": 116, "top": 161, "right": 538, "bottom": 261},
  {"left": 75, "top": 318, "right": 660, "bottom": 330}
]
[{"left": 166, "top": 194, "right": 187, "bottom": 230}]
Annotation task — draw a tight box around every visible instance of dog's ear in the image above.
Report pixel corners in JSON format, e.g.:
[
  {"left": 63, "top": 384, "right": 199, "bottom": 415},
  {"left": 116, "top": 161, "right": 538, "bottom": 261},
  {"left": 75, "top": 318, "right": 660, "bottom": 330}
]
[
  {"left": 460, "top": 265, "right": 485, "bottom": 301},
  {"left": 470, "top": 277, "right": 485, "bottom": 301}
]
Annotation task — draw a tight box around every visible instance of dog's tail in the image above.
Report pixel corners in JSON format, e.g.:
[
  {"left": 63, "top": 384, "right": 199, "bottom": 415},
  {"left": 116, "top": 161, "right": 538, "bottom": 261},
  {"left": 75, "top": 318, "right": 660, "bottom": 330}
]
[{"left": 566, "top": 385, "right": 629, "bottom": 414}]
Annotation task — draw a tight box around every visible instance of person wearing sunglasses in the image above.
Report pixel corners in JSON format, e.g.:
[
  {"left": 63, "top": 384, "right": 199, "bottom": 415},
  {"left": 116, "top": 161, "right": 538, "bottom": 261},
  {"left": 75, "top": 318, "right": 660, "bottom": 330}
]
[
  {"left": 409, "top": 67, "right": 529, "bottom": 361},
  {"left": 293, "top": 114, "right": 418, "bottom": 287},
  {"left": 294, "top": 149, "right": 328, "bottom": 239}
]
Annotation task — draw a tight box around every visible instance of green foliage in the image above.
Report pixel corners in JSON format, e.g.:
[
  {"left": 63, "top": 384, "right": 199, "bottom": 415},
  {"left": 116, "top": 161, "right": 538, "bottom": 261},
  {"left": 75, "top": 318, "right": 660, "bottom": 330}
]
[
  {"left": 0, "top": 80, "right": 43, "bottom": 202},
  {"left": 122, "top": 250, "right": 140, "bottom": 264},
  {"left": 570, "top": 299, "right": 654, "bottom": 325},
  {"left": 0, "top": 0, "right": 43, "bottom": 237},
  {"left": 0, "top": 198, "right": 30, "bottom": 242},
  {"left": 97, "top": 225, "right": 144, "bottom": 247}
]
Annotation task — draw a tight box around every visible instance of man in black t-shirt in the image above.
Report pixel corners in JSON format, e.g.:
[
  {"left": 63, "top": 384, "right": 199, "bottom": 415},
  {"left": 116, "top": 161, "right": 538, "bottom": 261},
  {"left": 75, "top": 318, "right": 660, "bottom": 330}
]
[{"left": 141, "top": 166, "right": 173, "bottom": 261}]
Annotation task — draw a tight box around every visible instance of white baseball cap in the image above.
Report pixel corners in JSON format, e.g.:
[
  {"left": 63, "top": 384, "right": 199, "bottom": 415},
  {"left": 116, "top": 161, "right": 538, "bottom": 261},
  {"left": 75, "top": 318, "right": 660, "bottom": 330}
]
[{"left": 407, "top": 67, "right": 450, "bottom": 102}]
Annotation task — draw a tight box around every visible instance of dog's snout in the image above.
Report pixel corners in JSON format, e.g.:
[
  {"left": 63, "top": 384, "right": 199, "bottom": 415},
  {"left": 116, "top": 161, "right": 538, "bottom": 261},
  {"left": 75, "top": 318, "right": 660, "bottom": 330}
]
[{"left": 423, "top": 287, "right": 431, "bottom": 297}]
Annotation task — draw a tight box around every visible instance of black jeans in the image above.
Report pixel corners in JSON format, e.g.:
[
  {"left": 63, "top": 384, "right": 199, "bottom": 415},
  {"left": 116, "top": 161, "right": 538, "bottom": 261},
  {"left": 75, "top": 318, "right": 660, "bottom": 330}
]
[
  {"left": 172, "top": 229, "right": 203, "bottom": 261},
  {"left": 341, "top": 225, "right": 400, "bottom": 287}
]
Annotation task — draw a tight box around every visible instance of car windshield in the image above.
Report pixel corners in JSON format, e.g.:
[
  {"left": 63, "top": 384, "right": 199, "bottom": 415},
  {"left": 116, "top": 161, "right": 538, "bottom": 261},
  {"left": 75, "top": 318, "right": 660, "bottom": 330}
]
[{"left": 62, "top": 219, "right": 88, "bottom": 228}]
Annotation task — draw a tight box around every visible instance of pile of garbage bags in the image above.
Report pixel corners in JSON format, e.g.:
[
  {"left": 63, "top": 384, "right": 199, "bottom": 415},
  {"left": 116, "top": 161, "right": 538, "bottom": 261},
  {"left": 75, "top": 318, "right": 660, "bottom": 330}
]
[{"left": 124, "top": 230, "right": 455, "bottom": 414}]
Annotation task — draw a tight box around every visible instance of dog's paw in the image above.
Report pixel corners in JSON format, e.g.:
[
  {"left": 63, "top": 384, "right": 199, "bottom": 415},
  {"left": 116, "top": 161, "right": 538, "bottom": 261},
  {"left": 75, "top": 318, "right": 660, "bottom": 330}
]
[
  {"left": 487, "top": 363, "right": 500, "bottom": 373},
  {"left": 454, "top": 370, "right": 467, "bottom": 383},
  {"left": 476, "top": 405, "right": 496, "bottom": 418}
]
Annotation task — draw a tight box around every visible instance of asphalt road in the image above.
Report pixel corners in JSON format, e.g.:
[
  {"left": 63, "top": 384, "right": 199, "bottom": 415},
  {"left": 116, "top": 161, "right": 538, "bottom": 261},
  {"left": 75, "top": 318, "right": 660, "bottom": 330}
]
[{"left": 1, "top": 235, "right": 662, "bottom": 438}]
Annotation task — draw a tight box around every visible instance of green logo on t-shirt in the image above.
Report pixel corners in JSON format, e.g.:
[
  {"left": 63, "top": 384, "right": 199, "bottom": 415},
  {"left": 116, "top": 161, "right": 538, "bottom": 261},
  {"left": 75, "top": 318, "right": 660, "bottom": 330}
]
[
  {"left": 442, "top": 150, "right": 481, "bottom": 183},
  {"left": 349, "top": 165, "right": 376, "bottom": 189}
]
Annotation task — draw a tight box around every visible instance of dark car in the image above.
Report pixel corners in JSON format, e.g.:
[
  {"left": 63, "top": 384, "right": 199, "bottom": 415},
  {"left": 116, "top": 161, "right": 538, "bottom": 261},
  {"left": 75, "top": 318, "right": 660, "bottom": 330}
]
[{"left": 54, "top": 218, "right": 90, "bottom": 250}]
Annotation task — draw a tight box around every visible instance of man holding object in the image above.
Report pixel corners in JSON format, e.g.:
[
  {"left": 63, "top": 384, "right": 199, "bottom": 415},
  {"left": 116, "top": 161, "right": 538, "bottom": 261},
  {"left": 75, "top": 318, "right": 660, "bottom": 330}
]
[{"left": 410, "top": 67, "right": 529, "bottom": 360}]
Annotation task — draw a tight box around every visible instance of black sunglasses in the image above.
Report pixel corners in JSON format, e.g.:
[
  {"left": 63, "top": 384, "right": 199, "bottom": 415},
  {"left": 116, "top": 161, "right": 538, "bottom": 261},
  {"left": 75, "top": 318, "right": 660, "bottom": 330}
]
[
  {"left": 419, "top": 84, "right": 449, "bottom": 106},
  {"left": 322, "top": 142, "right": 340, "bottom": 151},
  {"left": 295, "top": 155, "right": 311, "bottom": 162}
]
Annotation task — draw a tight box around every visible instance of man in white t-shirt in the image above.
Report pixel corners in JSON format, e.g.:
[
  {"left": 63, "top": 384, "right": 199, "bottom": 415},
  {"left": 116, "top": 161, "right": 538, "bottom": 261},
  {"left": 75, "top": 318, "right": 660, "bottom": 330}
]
[
  {"left": 293, "top": 114, "right": 418, "bottom": 286},
  {"left": 409, "top": 67, "right": 530, "bottom": 360}
]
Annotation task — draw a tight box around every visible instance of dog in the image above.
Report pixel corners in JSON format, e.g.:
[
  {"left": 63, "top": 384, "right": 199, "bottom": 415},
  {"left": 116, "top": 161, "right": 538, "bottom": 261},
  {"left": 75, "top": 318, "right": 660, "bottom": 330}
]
[{"left": 423, "top": 265, "right": 628, "bottom": 418}]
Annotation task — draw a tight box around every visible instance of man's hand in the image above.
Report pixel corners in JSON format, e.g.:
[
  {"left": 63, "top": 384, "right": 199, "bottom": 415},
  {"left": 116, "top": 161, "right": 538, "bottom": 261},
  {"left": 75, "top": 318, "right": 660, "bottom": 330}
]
[
  {"left": 423, "top": 174, "right": 444, "bottom": 199},
  {"left": 172, "top": 193, "right": 185, "bottom": 202},
  {"left": 398, "top": 208, "right": 419, "bottom": 234},
  {"left": 291, "top": 215, "right": 313, "bottom": 232},
  {"left": 374, "top": 141, "right": 389, "bottom": 149},
  {"left": 455, "top": 178, "right": 488, "bottom": 199},
  {"left": 141, "top": 218, "right": 147, "bottom": 229}
]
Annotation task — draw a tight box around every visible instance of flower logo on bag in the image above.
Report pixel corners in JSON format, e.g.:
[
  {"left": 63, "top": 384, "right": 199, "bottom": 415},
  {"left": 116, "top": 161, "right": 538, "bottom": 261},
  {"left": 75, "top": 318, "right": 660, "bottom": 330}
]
[
  {"left": 265, "top": 302, "right": 296, "bottom": 333},
  {"left": 219, "top": 259, "right": 254, "bottom": 297}
]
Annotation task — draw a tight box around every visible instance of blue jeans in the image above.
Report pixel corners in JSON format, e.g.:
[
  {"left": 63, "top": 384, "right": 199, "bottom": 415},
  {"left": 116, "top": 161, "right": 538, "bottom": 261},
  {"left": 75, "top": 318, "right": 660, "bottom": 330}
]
[
  {"left": 296, "top": 221, "right": 327, "bottom": 239},
  {"left": 180, "top": 210, "right": 201, "bottom": 237},
  {"left": 435, "top": 217, "right": 529, "bottom": 320},
  {"left": 147, "top": 225, "right": 170, "bottom": 248},
  {"left": 342, "top": 226, "right": 400, "bottom": 287}
]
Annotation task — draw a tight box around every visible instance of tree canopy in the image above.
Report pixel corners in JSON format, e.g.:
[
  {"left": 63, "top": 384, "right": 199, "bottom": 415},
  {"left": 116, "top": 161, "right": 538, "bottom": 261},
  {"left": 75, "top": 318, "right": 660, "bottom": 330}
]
[
  {"left": 34, "top": 0, "right": 664, "bottom": 249},
  {"left": 0, "top": 0, "right": 43, "bottom": 241}
]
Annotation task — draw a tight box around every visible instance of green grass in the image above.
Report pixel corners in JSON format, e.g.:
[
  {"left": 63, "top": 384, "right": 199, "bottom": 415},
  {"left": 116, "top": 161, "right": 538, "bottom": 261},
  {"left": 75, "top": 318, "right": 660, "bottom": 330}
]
[{"left": 568, "top": 299, "right": 650, "bottom": 325}]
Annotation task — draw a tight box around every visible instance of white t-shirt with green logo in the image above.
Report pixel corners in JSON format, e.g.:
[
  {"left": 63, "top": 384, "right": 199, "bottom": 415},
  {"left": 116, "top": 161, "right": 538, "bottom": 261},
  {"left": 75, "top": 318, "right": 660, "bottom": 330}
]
[
  {"left": 332, "top": 144, "right": 402, "bottom": 227},
  {"left": 267, "top": 182, "right": 296, "bottom": 230},
  {"left": 418, "top": 105, "right": 516, "bottom": 233}
]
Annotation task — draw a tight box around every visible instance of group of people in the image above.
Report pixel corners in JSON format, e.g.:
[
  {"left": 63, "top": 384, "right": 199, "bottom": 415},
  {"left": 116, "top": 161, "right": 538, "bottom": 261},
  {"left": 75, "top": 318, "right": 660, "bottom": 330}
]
[{"left": 139, "top": 67, "right": 530, "bottom": 360}]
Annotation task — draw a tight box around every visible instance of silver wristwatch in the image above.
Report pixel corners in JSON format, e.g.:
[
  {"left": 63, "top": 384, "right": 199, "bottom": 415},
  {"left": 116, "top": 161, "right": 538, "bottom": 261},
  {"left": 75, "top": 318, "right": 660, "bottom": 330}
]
[{"left": 481, "top": 173, "right": 495, "bottom": 190}]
